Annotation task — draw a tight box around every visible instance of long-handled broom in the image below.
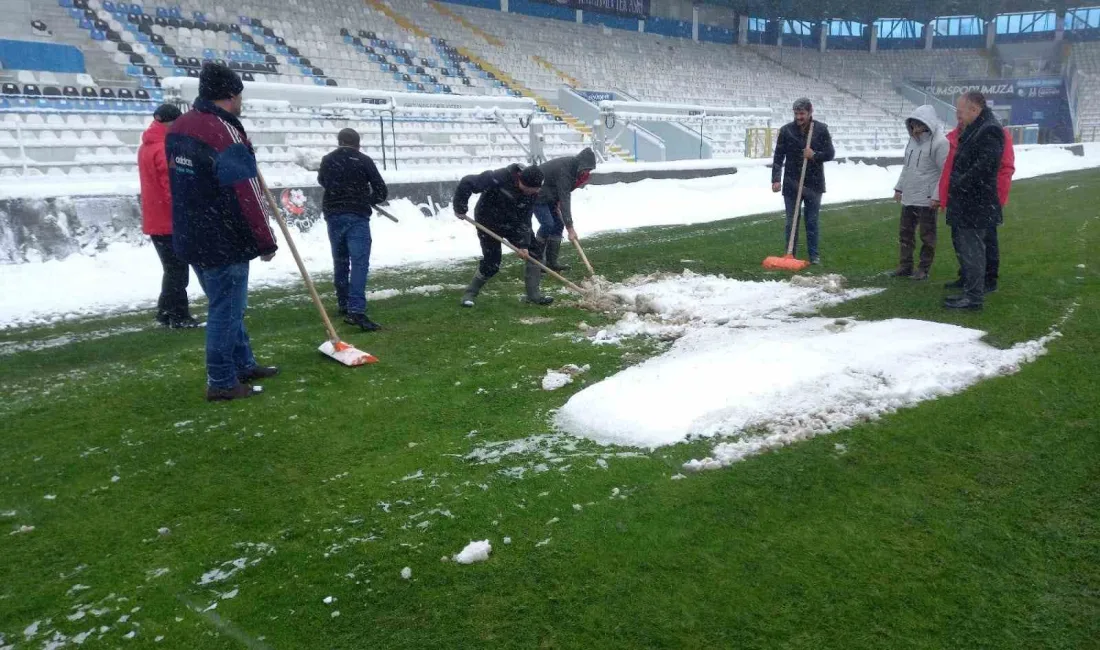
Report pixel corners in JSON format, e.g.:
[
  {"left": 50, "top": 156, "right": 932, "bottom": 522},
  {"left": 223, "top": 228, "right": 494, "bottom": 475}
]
[
  {"left": 762, "top": 121, "right": 814, "bottom": 272},
  {"left": 258, "top": 174, "right": 378, "bottom": 366},
  {"left": 459, "top": 216, "right": 585, "bottom": 294}
]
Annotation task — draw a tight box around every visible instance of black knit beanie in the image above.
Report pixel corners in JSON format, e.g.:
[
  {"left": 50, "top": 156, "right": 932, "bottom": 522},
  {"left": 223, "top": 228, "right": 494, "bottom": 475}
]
[
  {"left": 153, "top": 103, "right": 182, "bottom": 123},
  {"left": 199, "top": 62, "right": 244, "bottom": 101},
  {"left": 519, "top": 165, "right": 544, "bottom": 189}
]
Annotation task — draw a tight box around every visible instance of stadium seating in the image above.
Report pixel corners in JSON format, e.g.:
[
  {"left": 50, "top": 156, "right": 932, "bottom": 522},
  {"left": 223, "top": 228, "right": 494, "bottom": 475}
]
[
  {"left": 1070, "top": 41, "right": 1100, "bottom": 140},
  {"left": 0, "top": 0, "right": 1074, "bottom": 181}
]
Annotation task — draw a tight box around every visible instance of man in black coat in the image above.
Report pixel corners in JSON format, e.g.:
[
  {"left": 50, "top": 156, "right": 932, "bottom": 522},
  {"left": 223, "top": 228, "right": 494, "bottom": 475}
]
[
  {"left": 534, "top": 147, "right": 597, "bottom": 271},
  {"left": 318, "top": 128, "right": 388, "bottom": 331},
  {"left": 453, "top": 164, "right": 548, "bottom": 307},
  {"left": 771, "top": 98, "right": 835, "bottom": 264},
  {"left": 944, "top": 92, "right": 1005, "bottom": 311}
]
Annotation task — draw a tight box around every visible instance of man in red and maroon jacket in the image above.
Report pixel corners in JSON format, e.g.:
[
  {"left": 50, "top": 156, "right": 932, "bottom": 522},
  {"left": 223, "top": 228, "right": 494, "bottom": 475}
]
[
  {"left": 139, "top": 103, "right": 200, "bottom": 329},
  {"left": 936, "top": 119, "right": 1016, "bottom": 293},
  {"left": 167, "top": 63, "right": 279, "bottom": 401}
]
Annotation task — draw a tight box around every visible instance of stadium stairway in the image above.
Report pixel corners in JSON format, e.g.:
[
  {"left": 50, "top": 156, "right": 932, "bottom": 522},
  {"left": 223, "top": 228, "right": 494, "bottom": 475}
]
[
  {"left": 374, "top": 0, "right": 633, "bottom": 161},
  {"left": 35, "top": 1, "right": 133, "bottom": 86}
]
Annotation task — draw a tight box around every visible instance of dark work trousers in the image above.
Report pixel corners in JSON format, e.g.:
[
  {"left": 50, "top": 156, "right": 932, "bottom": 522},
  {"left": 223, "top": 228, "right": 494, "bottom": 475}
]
[
  {"left": 955, "top": 226, "right": 999, "bottom": 287},
  {"left": 952, "top": 227, "right": 991, "bottom": 303},
  {"left": 475, "top": 221, "right": 530, "bottom": 279},
  {"left": 151, "top": 234, "right": 192, "bottom": 321},
  {"left": 898, "top": 205, "right": 937, "bottom": 274}
]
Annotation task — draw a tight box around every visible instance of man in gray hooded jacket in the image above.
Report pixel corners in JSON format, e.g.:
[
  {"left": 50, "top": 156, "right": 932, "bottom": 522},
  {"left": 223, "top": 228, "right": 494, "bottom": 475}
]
[{"left": 892, "top": 105, "right": 949, "bottom": 281}]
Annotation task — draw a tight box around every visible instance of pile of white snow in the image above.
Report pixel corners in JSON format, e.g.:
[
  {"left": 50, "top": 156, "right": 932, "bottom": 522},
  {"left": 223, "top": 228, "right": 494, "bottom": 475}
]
[
  {"left": 452, "top": 540, "right": 492, "bottom": 564},
  {"left": 554, "top": 273, "right": 1062, "bottom": 465},
  {"left": 540, "top": 364, "right": 591, "bottom": 390},
  {"left": 3, "top": 144, "right": 1098, "bottom": 328}
]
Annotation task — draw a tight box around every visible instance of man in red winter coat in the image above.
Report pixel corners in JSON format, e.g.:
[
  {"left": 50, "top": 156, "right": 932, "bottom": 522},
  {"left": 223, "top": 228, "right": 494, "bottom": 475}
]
[
  {"left": 139, "top": 103, "right": 199, "bottom": 328},
  {"left": 936, "top": 120, "right": 1016, "bottom": 292}
]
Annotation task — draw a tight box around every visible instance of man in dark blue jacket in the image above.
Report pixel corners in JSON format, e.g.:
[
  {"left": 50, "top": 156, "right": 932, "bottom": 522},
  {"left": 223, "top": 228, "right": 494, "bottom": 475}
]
[
  {"left": 944, "top": 91, "right": 1005, "bottom": 311},
  {"left": 452, "top": 164, "right": 546, "bottom": 307},
  {"left": 318, "top": 128, "right": 388, "bottom": 332},
  {"left": 167, "top": 63, "right": 279, "bottom": 402},
  {"left": 771, "top": 98, "right": 835, "bottom": 264}
]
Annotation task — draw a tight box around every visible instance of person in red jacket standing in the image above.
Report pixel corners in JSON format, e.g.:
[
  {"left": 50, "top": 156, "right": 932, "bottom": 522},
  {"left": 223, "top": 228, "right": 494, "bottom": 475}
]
[
  {"left": 139, "top": 103, "right": 199, "bottom": 328},
  {"left": 936, "top": 118, "right": 1016, "bottom": 293}
]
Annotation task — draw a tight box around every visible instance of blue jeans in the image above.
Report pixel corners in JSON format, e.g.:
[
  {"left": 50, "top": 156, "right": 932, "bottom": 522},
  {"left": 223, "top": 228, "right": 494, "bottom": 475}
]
[
  {"left": 784, "top": 191, "right": 821, "bottom": 260},
  {"left": 326, "top": 213, "right": 372, "bottom": 315},
  {"left": 533, "top": 202, "right": 563, "bottom": 239},
  {"left": 198, "top": 262, "right": 257, "bottom": 390}
]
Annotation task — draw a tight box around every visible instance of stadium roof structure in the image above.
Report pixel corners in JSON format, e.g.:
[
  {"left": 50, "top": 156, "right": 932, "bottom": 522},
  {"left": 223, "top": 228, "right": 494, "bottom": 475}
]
[{"left": 705, "top": 0, "right": 1093, "bottom": 21}]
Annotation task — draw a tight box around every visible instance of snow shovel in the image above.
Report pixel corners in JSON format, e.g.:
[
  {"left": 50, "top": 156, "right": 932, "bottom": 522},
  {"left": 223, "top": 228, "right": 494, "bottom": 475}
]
[
  {"left": 459, "top": 216, "right": 585, "bottom": 294},
  {"left": 258, "top": 174, "right": 378, "bottom": 366},
  {"left": 570, "top": 236, "right": 596, "bottom": 277},
  {"left": 762, "top": 121, "right": 813, "bottom": 273}
]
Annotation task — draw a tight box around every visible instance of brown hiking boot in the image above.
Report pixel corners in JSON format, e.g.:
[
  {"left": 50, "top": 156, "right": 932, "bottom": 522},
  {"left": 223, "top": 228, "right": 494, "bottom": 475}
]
[
  {"left": 239, "top": 366, "right": 280, "bottom": 383},
  {"left": 206, "top": 384, "right": 259, "bottom": 402}
]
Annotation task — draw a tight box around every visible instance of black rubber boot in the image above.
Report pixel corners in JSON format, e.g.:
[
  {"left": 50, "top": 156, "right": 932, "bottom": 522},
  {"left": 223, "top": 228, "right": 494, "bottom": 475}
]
[
  {"left": 460, "top": 273, "right": 488, "bottom": 308},
  {"left": 523, "top": 261, "right": 553, "bottom": 306},
  {"left": 545, "top": 236, "right": 569, "bottom": 272}
]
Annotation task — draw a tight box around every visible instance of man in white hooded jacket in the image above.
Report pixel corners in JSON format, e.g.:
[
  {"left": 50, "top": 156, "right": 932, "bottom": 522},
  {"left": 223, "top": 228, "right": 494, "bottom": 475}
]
[{"left": 892, "top": 105, "right": 949, "bottom": 280}]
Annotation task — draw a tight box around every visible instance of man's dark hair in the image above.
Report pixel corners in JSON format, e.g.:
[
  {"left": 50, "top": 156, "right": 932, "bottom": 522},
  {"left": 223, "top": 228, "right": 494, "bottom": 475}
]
[
  {"left": 338, "top": 128, "right": 360, "bottom": 148},
  {"left": 962, "top": 91, "right": 987, "bottom": 110}
]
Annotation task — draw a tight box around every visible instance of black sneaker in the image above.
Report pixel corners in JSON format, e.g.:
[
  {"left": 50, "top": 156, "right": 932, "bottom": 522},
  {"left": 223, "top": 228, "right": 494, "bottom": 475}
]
[
  {"left": 239, "top": 366, "right": 279, "bottom": 383},
  {"left": 206, "top": 383, "right": 259, "bottom": 402},
  {"left": 155, "top": 312, "right": 170, "bottom": 327},
  {"left": 344, "top": 313, "right": 382, "bottom": 332},
  {"left": 943, "top": 278, "right": 964, "bottom": 289},
  {"left": 944, "top": 296, "right": 983, "bottom": 310},
  {"left": 169, "top": 316, "right": 202, "bottom": 329},
  {"left": 984, "top": 282, "right": 998, "bottom": 294},
  {"left": 523, "top": 296, "right": 554, "bottom": 306}
]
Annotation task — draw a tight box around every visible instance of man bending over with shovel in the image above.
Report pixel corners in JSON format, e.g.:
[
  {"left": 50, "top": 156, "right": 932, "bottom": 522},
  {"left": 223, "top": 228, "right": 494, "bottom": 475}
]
[
  {"left": 454, "top": 164, "right": 548, "bottom": 307},
  {"left": 533, "top": 147, "right": 597, "bottom": 272}
]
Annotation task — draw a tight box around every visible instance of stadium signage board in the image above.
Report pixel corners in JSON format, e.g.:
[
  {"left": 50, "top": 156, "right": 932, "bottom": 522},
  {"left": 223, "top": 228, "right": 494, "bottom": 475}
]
[
  {"left": 576, "top": 89, "right": 616, "bottom": 102},
  {"left": 921, "top": 77, "right": 1063, "bottom": 101},
  {"left": 531, "top": 0, "right": 650, "bottom": 18}
]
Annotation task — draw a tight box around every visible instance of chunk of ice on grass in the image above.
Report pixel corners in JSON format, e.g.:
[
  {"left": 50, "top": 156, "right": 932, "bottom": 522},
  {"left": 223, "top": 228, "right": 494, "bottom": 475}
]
[
  {"left": 452, "top": 540, "right": 492, "bottom": 564},
  {"left": 400, "top": 567, "right": 412, "bottom": 580}
]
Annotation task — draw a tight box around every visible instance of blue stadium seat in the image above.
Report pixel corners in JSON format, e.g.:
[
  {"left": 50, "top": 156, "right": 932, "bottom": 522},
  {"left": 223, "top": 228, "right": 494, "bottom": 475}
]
[
  {"left": 126, "top": 65, "right": 141, "bottom": 76},
  {"left": 193, "top": 11, "right": 205, "bottom": 21},
  {"left": 156, "top": 8, "right": 168, "bottom": 18},
  {"left": 313, "top": 77, "right": 326, "bottom": 86},
  {"left": 80, "top": 17, "right": 93, "bottom": 29},
  {"left": 104, "top": 1, "right": 115, "bottom": 11},
  {"left": 59, "top": 0, "right": 74, "bottom": 7},
  {"left": 0, "top": 98, "right": 10, "bottom": 110},
  {"left": 130, "top": 4, "right": 143, "bottom": 13},
  {"left": 150, "top": 89, "right": 164, "bottom": 101},
  {"left": 92, "top": 30, "right": 106, "bottom": 41}
]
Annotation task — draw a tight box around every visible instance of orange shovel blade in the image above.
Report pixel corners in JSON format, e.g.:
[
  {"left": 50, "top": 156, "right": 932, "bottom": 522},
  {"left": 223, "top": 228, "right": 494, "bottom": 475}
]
[
  {"left": 762, "top": 254, "right": 810, "bottom": 272},
  {"left": 319, "top": 340, "right": 379, "bottom": 366}
]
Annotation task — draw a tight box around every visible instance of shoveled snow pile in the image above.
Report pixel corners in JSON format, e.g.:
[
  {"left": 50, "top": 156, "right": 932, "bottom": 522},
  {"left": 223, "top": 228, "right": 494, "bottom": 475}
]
[
  {"left": 554, "top": 273, "right": 1061, "bottom": 464},
  {"left": 452, "top": 540, "right": 492, "bottom": 565},
  {"left": 541, "top": 364, "right": 591, "bottom": 390}
]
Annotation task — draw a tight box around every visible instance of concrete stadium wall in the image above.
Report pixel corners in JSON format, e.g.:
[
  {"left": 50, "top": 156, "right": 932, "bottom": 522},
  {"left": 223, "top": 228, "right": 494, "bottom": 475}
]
[{"left": 0, "top": 164, "right": 739, "bottom": 264}]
